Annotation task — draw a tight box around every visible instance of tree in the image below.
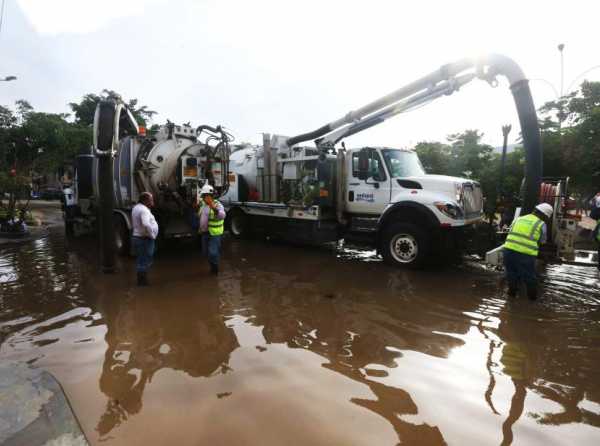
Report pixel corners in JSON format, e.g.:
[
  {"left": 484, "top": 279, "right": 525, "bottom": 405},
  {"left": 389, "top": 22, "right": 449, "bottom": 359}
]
[
  {"left": 446, "top": 130, "right": 494, "bottom": 179},
  {"left": 69, "top": 89, "right": 156, "bottom": 127},
  {"left": 416, "top": 130, "right": 519, "bottom": 217},
  {"left": 415, "top": 141, "right": 450, "bottom": 174},
  {"left": 538, "top": 80, "right": 600, "bottom": 197},
  {"left": 0, "top": 100, "right": 94, "bottom": 223}
]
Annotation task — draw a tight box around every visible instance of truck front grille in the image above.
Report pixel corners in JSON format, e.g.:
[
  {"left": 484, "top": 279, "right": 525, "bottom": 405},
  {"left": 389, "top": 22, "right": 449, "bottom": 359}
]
[{"left": 463, "top": 182, "right": 483, "bottom": 219}]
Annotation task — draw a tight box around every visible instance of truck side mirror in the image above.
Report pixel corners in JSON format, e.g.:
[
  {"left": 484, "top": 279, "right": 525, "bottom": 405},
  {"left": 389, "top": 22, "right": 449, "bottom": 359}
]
[{"left": 357, "top": 149, "right": 370, "bottom": 180}]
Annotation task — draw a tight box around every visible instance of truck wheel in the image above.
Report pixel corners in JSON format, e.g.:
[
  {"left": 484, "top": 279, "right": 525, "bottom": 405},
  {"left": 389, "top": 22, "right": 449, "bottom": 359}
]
[
  {"left": 229, "top": 209, "right": 250, "bottom": 239},
  {"left": 381, "top": 222, "right": 430, "bottom": 268},
  {"left": 114, "top": 215, "right": 131, "bottom": 256}
]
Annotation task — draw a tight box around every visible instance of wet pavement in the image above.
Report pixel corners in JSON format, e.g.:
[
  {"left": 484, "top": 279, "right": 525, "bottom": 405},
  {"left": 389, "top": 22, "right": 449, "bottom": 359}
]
[{"left": 1, "top": 212, "right": 600, "bottom": 445}]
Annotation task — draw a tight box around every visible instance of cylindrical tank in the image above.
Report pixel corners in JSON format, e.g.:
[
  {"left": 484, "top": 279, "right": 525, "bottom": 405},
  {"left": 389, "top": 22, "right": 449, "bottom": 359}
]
[
  {"left": 143, "top": 139, "right": 205, "bottom": 195},
  {"left": 229, "top": 147, "right": 261, "bottom": 190}
]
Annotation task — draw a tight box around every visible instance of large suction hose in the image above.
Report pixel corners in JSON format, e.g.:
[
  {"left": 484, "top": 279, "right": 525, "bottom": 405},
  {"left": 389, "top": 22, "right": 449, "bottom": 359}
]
[{"left": 285, "top": 54, "right": 542, "bottom": 213}]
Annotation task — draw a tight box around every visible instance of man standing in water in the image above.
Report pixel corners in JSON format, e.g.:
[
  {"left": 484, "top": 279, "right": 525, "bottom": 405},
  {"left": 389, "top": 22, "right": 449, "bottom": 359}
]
[
  {"left": 198, "top": 184, "right": 226, "bottom": 275},
  {"left": 503, "top": 203, "right": 553, "bottom": 300},
  {"left": 132, "top": 192, "right": 159, "bottom": 286}
]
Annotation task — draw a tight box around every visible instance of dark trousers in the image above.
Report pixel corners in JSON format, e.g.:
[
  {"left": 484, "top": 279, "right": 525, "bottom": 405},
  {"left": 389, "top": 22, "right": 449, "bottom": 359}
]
[
  {"left": 503, "top": 248, "right": 537, "bottom": 291},
  {"left": 202, "top": 233, "right": 222, "bottom": 267},
  {"left": 133, "top": 237, "right": 155, "bottom": 273}
]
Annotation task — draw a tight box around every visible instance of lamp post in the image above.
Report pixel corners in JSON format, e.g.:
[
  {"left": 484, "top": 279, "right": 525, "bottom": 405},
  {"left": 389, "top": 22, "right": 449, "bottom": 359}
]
[
  {"left": 558, "top": 43, "right": 565, "bottom": 97},
  {"left": 0, "top": 75, "right": 16, "bottom": 82},
  {"left": 557, "top": 44, "right": 565, "bottom": 137}
]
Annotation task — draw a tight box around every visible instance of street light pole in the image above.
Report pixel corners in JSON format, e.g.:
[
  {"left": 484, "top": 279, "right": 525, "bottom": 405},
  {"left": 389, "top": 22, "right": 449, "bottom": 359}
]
[
  {"left": 557, "top": 44, "right": 565, "bottom": 136},
  {"left": 558, "top": 43, "right": 565, "bottom": 97}
]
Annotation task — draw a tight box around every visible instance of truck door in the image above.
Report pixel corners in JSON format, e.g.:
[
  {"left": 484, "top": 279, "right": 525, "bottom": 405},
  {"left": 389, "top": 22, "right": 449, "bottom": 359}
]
[{"left": 345, "top": 148, "right": 391, "bottom": 214}]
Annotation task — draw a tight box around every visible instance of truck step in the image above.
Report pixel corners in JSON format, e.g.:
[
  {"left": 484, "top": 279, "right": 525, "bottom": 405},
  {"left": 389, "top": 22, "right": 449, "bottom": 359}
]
[{"left": 349, "top": 216, "right": 378, "bottom": 233}]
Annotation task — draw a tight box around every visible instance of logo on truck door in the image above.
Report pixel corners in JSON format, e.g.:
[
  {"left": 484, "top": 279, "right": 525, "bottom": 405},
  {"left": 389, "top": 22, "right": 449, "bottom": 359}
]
[{"left": 356, "top": 192, "right": 375, "bottom": 203}]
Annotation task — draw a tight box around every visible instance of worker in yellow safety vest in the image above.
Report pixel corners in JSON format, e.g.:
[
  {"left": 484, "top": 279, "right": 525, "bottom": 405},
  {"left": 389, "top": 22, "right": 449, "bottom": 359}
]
[
  {"left": 503, "top": 203, "right": 553, "bottom": 300},
  {"left": 198, "top": 184, "right": 226, "bottom": 275}
]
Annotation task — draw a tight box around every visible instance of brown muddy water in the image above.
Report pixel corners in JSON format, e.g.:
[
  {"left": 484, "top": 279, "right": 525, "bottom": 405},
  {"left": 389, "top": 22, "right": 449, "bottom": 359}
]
[{"left": 1, "top": 216, "right": 600, "bottom": 445}]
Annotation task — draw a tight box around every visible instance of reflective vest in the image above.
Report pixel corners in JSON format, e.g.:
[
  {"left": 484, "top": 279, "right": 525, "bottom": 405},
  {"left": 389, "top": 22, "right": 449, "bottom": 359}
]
[
  {"left": 503, "top": 213, "right": 544, "bottom": 257},
  {"left": 200, "top": 201, "right": 224, "bottom": 236}
]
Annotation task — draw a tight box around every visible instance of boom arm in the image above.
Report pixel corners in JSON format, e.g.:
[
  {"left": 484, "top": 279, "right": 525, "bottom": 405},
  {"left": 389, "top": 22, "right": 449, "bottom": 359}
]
[{"left": 285, "top": 54, "right": 542, "bottom": 213}]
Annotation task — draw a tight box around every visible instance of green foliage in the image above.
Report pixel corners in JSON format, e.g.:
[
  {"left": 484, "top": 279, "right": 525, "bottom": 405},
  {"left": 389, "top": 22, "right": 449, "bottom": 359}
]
[
  {"left": 416, "top": 130, "right": 511, "bottom": 212},
  {"left": 415, "top": 80, "right": 600, "bottom": 211},
  {"left": 0, "top": 91, "right": 155, "bottom": 222},
  {"left": 414, "top": 141, "right": 449, "bottom": 174},
  {"left": 68, "top": 89, "right": 156, "bottom": 127},
  {"left": 538, "top": 80, "right": 600, "bottom": 197}
]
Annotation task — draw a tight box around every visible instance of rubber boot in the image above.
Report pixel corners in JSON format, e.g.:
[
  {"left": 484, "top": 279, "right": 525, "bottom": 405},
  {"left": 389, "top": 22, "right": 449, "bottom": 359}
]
[
  {"left": 526, "top": 284, "right": 537, "bottom": 301},
  {"left": 210, "top": 263, "right": 219, "bottom": 276},
  {"left": 137, "top": 272, "right": 149, "bottom": 286}
]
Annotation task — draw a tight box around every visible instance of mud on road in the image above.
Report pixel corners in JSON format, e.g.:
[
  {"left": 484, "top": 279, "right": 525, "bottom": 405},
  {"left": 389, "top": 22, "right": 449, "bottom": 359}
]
[{"left": 1, "top": 208, "right": 600, "bottom": 445}]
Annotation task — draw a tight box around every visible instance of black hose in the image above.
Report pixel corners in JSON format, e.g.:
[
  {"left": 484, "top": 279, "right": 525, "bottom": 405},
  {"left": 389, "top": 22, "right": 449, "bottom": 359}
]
[
  {"left": 510, "top": 80, "right": 542, "bottom": 214},
  {"left": 286, "top": 124, "right": 332, "bottom": 147}
]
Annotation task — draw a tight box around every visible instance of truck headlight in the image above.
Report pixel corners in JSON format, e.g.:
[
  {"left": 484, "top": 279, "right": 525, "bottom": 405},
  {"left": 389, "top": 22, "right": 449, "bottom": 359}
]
[
  {"left": 454, "top": 182, "right": 464, "bottom": 205},
  {"left": 434, "top": 201, "right": 463, "bottom": 219}
]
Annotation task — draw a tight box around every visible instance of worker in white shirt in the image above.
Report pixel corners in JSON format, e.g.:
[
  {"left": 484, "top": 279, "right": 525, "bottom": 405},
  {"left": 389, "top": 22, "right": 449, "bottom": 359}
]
[{"left": 131, "top": 192, "right": 159, "bottom": 286}]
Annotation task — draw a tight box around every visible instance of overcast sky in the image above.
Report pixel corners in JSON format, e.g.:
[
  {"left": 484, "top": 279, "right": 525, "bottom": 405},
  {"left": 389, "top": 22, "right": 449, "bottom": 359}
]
[{"left": 2, "top": 0, "right": 599, "bottom": 148}]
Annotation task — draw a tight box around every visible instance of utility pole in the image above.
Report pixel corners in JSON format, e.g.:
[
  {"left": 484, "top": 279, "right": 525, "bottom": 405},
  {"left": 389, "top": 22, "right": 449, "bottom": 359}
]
[
  {"left": 499, "top": 124, "right": 512, "bottom": 199},
  {"left": 557, "top": 43, "right": 565, "bottom": 136},
  {"left": 558, "top": 43, "right": 565, "bottom": 97}
]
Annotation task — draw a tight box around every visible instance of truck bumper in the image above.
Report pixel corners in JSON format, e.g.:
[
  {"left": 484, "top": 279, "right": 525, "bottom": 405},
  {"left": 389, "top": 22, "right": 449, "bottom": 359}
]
[{"left": 439, "top": 225, "right": 472, "bottom": 252}]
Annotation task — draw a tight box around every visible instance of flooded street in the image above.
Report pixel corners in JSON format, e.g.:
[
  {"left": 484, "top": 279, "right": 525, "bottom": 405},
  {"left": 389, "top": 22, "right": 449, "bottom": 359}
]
[{"left": 1, "top": 213, "right": 600, "bottom": 445}]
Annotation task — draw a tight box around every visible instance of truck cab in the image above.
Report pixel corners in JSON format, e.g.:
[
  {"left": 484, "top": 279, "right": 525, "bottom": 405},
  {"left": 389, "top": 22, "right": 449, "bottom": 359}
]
[
  {"left": 346, "top": 147, "right": 483, "bottom": 224},
  {"left": 344, "top": 147, "right": 483, "bottom": 266}
]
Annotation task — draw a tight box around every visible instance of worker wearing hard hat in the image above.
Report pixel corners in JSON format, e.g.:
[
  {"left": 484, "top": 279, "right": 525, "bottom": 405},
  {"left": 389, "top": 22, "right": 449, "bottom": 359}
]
[
  {"left": 503, "top": 203, "right": 554, "bottom": 300},
  {"left": 198, "top": 184, "right": 226, "bottom": 275}
]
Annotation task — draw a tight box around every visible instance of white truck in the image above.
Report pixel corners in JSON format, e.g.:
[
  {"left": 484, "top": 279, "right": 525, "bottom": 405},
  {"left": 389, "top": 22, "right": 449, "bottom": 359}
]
[
  {"left": 221, "top": 54, "right": 544, "bottom": 268},
  {"left": 221, "top": 141, "right": 483, "bottom": 268}
]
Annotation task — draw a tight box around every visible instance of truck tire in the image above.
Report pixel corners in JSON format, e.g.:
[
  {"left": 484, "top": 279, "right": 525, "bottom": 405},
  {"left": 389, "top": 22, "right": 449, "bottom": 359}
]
[
  {"left": 380, "top": 222, "right": 430, "bottom": 268},
  {"left": 229, "top": 209, "right": 251, "bottom": 239},
  {"left": 114, "top": 214, "right": 131, "bottom": 256}
]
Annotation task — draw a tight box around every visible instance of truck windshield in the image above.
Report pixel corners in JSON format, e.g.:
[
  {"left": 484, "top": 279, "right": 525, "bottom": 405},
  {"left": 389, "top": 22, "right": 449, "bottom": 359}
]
[{"left": 381, "top": 149, "right": 425, "bottom": 178}]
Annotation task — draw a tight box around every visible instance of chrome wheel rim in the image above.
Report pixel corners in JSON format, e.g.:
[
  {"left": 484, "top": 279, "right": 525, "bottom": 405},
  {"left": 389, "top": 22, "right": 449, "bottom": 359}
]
[{"left": 390, "top": 233, "right": 418, "bottom": 264}]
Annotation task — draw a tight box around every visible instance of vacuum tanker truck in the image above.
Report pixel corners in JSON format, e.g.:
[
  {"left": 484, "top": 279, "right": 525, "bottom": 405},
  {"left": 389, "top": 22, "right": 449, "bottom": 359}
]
[
  {"left": 221, "top": 139, "right": 484, "bottom": 268},
  {"left": 220, "top": 54, "right": 545, "bottom": 268},
  {"left": 64, "top": 121, "right": 231, "bottom": 254},
  {"left": 70, "top": 54, "right": 545, "bottom": 269}
]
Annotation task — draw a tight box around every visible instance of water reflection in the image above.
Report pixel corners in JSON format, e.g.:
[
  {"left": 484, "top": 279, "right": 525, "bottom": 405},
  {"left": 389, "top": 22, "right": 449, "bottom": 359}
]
[
  {"left": 1, "top": 228, "right": 600, "bottom": 445},
  {"left": 222, "top": 250, "right": 486, "bottom": 445},
  {"left": 0, "top": 227, "right": 89, "bottom": 344},
  {"left": 95, "top": 285, "right": 239, "bottom": 436}
]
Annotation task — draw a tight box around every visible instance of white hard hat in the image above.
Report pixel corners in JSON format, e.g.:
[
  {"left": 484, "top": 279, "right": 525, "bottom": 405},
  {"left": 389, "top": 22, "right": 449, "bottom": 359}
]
[
  {"left": 535, "top": 203, "right": 553, "bottom": 218},
  {"left": 200, "top": 184, "right": 215, "bottom": 195}
]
